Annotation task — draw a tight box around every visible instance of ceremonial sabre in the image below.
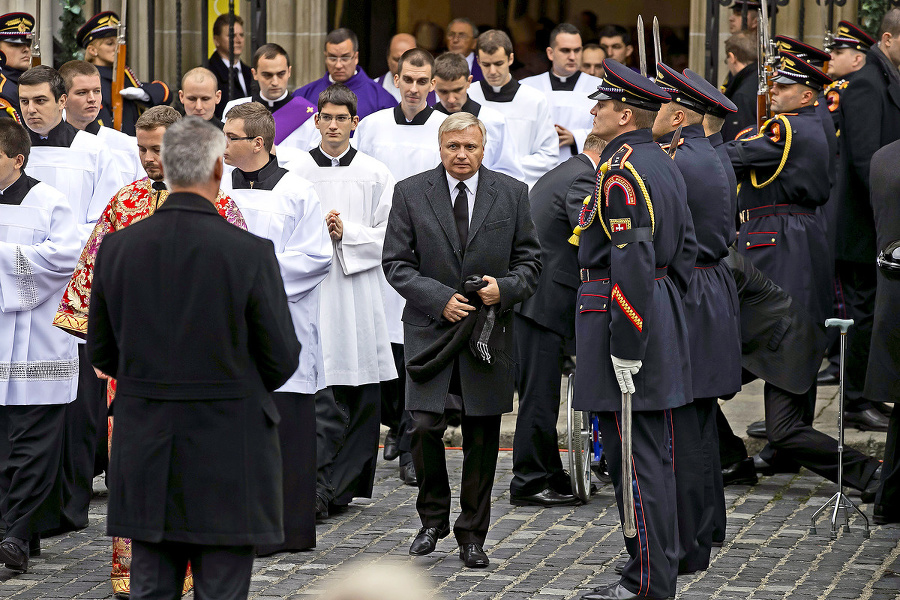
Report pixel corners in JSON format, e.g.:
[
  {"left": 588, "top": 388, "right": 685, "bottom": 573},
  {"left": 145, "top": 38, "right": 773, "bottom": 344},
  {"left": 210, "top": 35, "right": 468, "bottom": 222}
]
[
  {"left": 652, "top": 16, "right": 662, "bottom": 77},
  {"left": 622, "top": 391, "right": 637, "bottom": 538},
  {"left": 30, "top": 0, "right": 41, "bottom": 67},
  {"left": 637, "top": 15, "right": 647, "bottom": 78},
  {"left": 669, "top": 124, "right": 683, "bottom": 158},
  {"left": 112, "top": 0, "right": 128, "bottom": 131},
  {"left": 756, "top": 3, "right": 775, "bottom": 129}
]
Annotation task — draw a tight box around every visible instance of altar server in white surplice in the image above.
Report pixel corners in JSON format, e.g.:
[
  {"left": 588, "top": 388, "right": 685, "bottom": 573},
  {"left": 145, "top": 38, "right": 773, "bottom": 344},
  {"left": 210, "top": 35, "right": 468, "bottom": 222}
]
[
  {"left": 0, "top": 120, "right": 82, "bottom": 572},
  {"left": 18, "top": 67, "right": 123, "bottom": 244},
  {"left": 468, "top": 30, "right": 558, "bottom": 187},
  {"left": 353, "top": 48, "right": 446, "bottom": 486},
  {"left": 521, "top": 23, "right": 602, "bottom": 165},
  {"left": 432, "top": 53, "right": 524, "bottom": 181},
  {"left": 221, "top": 104, "right": 332, "bottom": 555},
  {"left": 17, "top": 64, "right": 123, "bottom": 537},
  {"left": 60, "top": 61, "right": 142, "bottom": 185},
  {"left": 286, "top": 84, "right": 398, "bottom": 520}
]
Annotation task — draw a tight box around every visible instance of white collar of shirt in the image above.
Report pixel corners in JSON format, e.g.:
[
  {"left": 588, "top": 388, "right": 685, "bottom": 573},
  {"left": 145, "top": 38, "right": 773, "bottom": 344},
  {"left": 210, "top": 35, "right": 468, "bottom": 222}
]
[
  {"left": 465, "top": 52, "right": 475, "bottom": 69},
  {"left": 219, "top": 55, "right": 248, "bottom": 94},
  {"left": 320, "top": 143, "right": 351, "bottom": 166},
  {"left": 260, "top": 89, "right": 289, "bottom": 107},
  {"left": 552, "top": 70, "right": 570, "bottom": 83},
  {"left": 446, "top": 171, "right": 479, "bottom": 226},
  {"left": 490, "top": 75, "right": 512, "bottom": 94},
  {"left": 329, "top": 70, "right": 358, "bottom": 84},
  {"left": 584, "top": 153, "right": 598, "bottom": 170}
]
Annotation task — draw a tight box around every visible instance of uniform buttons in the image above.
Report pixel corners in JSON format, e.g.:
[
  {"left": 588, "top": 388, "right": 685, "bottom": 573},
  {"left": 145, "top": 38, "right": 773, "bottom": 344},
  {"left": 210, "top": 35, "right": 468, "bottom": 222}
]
[
  {"left": 580, "top": 305, "right": 584, "bottom": 309},
  {"left": 771, "top": 238, "right": 775, "bottom": 243},
  {"left": 746, "top": 241, "right": 751, "bottom": 246}
]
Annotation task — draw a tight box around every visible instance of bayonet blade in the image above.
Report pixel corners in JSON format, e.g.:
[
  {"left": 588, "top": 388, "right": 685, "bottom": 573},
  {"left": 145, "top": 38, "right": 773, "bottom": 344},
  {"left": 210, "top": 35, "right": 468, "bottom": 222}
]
[
  {"left": 637, "top": 15, "right": 647, "bottom": 78},
  {"left": 653, "top": 16, "right": 662, "bottom": 77},
  {"left": 669, "top": 124, "right": 683, "bottom": 158}
]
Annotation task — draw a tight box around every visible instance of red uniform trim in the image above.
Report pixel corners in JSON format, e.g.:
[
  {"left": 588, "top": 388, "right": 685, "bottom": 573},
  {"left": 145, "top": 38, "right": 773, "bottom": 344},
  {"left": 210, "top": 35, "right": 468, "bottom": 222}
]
[{"left": 612, "top": 284, "right": 643, "bottom": 331}]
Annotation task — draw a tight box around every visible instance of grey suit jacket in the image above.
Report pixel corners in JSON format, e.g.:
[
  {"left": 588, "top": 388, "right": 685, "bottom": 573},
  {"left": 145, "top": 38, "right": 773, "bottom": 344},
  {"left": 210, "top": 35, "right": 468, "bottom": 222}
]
[{"left": 382, "top": 164, "right": 541, "bottom": 415}]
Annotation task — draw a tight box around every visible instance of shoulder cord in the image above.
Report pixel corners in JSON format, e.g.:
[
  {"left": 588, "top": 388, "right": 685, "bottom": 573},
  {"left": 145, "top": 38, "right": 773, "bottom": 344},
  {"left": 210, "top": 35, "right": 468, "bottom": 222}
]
[{"left": 750, "top": 114, "right": 793, "bottom": 189}]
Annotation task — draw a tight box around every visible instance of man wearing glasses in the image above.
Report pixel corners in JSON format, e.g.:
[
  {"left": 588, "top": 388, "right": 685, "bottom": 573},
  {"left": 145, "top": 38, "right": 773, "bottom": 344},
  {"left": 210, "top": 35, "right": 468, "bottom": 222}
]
[
  {"left": 295, "top": 28, "right": 396, "bottom": 121},
  {"left": 445, "top": 18, "right": 484, "bottom": 83},
  {"left": 221, "top": 43, "right": 317, "bottom": 149}
]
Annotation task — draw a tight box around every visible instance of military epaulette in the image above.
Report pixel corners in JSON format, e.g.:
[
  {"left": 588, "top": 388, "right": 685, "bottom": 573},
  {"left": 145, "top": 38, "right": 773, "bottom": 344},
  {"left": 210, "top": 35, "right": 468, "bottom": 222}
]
[
  {"left": 750, "top": 113, "right": 793, "bottom": 189},
  {"left": 825, "top": 80, "right": 848, "bottom": 113},
  {"left": 734, "top": 125, "right": 758, "bottom": 141},
  {"left": 0, "top": 97, "right": 20, "bottom": 124},
  {"left": 608, "top": 144, "right": 634, "bottom": 170}
]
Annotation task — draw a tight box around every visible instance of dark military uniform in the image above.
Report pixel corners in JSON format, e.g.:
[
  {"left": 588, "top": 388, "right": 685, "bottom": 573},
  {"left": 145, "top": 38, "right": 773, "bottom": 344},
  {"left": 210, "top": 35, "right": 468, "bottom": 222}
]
[
  {"left": 574, "top": 60, "right": 696, "bottom": 600},
  {"left": 655, "top": 64, "right": 741, "bottom": 576},
  {"left": 76, "top": 12, "right": 171, "bottom": 135},
  {"left": 0, "top": 12, "right": 35, "bottom": 124}
]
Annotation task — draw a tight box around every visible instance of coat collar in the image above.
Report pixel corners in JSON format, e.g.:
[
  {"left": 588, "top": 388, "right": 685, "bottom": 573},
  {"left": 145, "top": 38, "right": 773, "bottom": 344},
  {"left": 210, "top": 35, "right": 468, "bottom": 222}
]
[
  {"left": 28, "top": 118, "right": 78, "bottom": 147},
  {"left": 309, "top": 145, "right": 358, "bottom": 167},
  {"left": 479, "top": 77, "right": 520, "bottom": 102},
  {"left": 549, "top": 69, "right": 581, "bottom": 91},
  {"left": 707, "top": 131, "right": 724, "bottom": 148},
  {"left": 393, "top": 104, "right": 434, "bottom": 125},
  {"left": 231, "top": 154, "right": 288, "bottom": 190},
  {"left": 155, "top": 191, "right": 221, "bottom": 216}
]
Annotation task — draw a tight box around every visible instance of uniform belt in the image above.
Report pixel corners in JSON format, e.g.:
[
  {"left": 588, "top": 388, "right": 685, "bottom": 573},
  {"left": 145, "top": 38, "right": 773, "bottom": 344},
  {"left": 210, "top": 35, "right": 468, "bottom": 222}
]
[
  {"left": 694, "top": 258, "right": 722, "bottom": 269},
  {"left": 739, "top": 204, "right": 816, "bottom": 224},
  {"left": 580, "top": 266, "right": 668, "bottom": 282}
]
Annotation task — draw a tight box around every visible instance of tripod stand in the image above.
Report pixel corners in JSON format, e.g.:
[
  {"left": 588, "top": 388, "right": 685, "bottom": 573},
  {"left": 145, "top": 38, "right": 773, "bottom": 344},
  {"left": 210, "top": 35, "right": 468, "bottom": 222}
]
[{"left": 810, "top": 318, "right": 870, "bottom": 538}]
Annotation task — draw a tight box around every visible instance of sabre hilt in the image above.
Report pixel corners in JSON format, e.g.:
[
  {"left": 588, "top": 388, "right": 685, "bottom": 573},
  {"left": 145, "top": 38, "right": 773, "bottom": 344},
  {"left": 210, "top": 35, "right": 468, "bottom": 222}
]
[{"left": 825, "top": 318, "right": 854, "bottom": 334}]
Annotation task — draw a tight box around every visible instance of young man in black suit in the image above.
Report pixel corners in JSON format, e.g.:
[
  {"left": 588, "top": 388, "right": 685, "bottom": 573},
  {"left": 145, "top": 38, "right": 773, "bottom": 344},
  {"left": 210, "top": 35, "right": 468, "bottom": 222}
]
[
  {"left": 205, "top": 14, "right": 253, "bottom": 120},
  {"left": 87, "top": 117, "right": 300, "bottom": 600},
  {"left": 382, "top": 112, "right": 541, "bottom": 568}
]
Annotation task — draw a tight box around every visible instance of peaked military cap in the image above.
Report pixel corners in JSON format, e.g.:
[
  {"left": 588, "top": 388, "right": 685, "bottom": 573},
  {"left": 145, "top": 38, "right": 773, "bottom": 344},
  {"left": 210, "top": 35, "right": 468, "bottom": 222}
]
[
  {"left": 682, "top": 69, "right": 738, "bottom": 118},
  {"left": 0, "top": 12, "right": 35, "bottom": 44},
  {"left": 831, "top": 21, "right": 876, "bottom": 52},
  {"left": 654, "top": 63, "right": 716, "bottom": 114},
  {"left": 729, "top": 1, "right": 779, "bottom": 14},
  {"left": 588, "top": 59, "right": 670, "bottom": 111},
  {"left": 773, "top": 51, "right": 833, "bottom": 91},
  {"left": 76, "top": 11, "right": 120, "bottom": 49},
  {"left": 774, "top": 36, "right": 831, "bottom": 67}
]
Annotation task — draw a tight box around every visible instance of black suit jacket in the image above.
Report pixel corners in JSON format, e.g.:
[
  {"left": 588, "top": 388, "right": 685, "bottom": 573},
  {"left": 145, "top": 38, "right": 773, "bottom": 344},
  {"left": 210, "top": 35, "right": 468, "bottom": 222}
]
[
  {"left": 835, "top": 46, "right": 900, "bottom": 264},
  {"left": 516, "top": 153, "right": 594, "bottom": 339},
  {"left": 87, "top": 192, "right": 300, "bottom": 546},
  {"left": 722, "top": 63, "right": 759, "bottom": 142},
  {"left": 865, "top": 140, "right": 900, "bottom": 402},
  {"left": 206, "top": 52, "right": 254, "bottom": 119},
  {"left": 382, "top": 165, "right": 541, "bottom": 416}
]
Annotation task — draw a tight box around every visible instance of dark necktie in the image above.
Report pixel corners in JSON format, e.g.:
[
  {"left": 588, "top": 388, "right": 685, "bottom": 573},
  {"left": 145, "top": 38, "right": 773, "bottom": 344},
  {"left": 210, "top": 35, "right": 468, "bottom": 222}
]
[
  {"left": 233, "top": 66, "right": 245, "bottom": 95},
  {"left": 453, "top": 181, "right": 468, "bottom": 251}
]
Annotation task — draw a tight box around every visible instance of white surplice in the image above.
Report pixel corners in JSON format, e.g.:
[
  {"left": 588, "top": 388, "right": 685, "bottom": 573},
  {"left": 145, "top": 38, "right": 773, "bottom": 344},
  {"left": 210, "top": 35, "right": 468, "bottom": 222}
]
[
  {"left": 221, "top": 169, "right": 333, "bottom": 394},
  {"left": 520, "top": 71, "right": 603, "bottom": 164},
  {"left": 95, "top": 126, "right": 142, "bottom": 185},
  {"left": 0, "top": 179, "right": 82, "bottom": 406},
  {"left": 286, "top": 148, "right": 398, "bottom": 386}
]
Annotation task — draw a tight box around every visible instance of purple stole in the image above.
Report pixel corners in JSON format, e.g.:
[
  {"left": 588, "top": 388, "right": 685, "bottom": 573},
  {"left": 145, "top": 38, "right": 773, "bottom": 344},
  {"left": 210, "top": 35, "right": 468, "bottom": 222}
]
[{"left": 272, "top": 96, "right": 316, "bottom": 145}]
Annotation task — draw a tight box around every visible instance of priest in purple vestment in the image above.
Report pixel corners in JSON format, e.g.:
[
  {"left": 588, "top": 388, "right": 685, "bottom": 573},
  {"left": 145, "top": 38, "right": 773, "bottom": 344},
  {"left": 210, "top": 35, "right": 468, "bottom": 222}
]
[{"left": 294, "top": 28, "right": 396, "bottom": 120}]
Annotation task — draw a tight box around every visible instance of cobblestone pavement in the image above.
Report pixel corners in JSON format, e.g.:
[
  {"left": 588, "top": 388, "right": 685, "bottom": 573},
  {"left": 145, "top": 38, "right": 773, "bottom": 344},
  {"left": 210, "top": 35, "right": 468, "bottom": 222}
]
[{"left": 2, "top": 450, "right": 899, "bottom": 599}]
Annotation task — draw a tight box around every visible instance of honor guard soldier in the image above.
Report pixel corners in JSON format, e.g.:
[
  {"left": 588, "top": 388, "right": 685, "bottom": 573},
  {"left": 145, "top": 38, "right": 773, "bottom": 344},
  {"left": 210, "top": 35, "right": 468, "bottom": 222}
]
[
  {"left": 573, "top": 59, "right": 697, "bottom": 600},
  {"left": 824, "top": 21, "right": 875, "bottom": 133},
  {"left": 77, "top": 11, "right": 172, "bottom": 135},
  {"left": 652, "top": 63, "right": 741, "bottom": 574},
  {"left": 0, "top": 12, "right": 35, "bottom": 122}
]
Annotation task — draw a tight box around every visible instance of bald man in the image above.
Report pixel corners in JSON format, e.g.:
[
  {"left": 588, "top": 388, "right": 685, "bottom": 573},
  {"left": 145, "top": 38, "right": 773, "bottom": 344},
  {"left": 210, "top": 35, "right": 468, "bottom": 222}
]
[
  {"left": 179, "top": 67, "right": 223, "bottom": 128},
  {"left": 375, "top": 33, "right": 416, "bottom": 102}
]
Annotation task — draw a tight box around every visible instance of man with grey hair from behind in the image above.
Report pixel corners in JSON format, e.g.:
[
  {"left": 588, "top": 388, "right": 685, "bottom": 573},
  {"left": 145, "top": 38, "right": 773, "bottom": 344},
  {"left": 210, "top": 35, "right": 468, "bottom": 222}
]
[
  {"left": 383, "top": 111, "right": 541, "bottom": 569},
  {"left": 87, "top": 116, "right": 301, "bottom": 600}
]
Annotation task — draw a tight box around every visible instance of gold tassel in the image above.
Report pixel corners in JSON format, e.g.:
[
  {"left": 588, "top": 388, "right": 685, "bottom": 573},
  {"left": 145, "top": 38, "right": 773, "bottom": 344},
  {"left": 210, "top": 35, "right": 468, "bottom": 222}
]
[{"left": 568, "top": 226, "right": 583, "bottom": 246}]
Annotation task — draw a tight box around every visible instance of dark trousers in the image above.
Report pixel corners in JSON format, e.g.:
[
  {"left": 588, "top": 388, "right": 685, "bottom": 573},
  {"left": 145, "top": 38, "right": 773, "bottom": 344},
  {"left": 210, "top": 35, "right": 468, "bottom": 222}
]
[
  {"left": 0, "top": 405, "right": 65, "bottom": 541},
  {"left": 836, "top": 260, "right": 877, "bottom": 411},
  {"left": 668, "top": 403, "right": 710, "bottom": 573},
  {"left": 257, "top": 392, "right": 316, "bottom": 555},
  {"left": 695, "top": 398, "right": 725, "bottom": 551},
  {"left": 315, "top": 384, "right": 380, "bottom": 506},
  {"left": 875, "top": 402, "right": 900, "bottom": 515},
  {"left": 762, "top": 382, "right": 880, "bottom": 490},
  {"left": 716, "top": 403, "right": 748, "bottom": 468},
  {"left": 56, "top": 345, "right": 105, "bottom": 534},
  {"left": 409, "top": 408, "right": 501, "bottom": 546},
  {"left": 381, "top": 343, "right": 413, "bottom": 464},
  {"left": 130, "top": 540, "right": 253, "bottom": 600},
  {"left": 597, "top": 410, "right": 678, "bottom": 599},
  {"left": 511, "top": 314, "right": 566, "bottom": 496}
]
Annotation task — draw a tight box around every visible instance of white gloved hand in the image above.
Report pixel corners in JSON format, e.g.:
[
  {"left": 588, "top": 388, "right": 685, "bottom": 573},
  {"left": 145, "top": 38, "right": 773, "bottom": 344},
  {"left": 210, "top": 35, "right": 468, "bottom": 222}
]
[
  {"left": 119, "top": 87, "right": 151, "bottom": 102},
  {"left": 611, "top": 355, "right": 642, "bottom": 395}
]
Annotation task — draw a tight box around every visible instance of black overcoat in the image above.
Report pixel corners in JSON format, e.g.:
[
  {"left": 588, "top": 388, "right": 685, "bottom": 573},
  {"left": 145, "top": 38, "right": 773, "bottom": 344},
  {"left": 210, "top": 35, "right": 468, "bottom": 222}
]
[
  {"left": 206, "top": 52, "right": 255, "bottom": 119},
  {"left": 87, "top": 192, "right": 301, "bottom": 546},
  {"left": 722, "top": 63, "right": 758, "bottom": 142},
  {"left": 382, "top": 165, "right": 541, "bottom": 416}
]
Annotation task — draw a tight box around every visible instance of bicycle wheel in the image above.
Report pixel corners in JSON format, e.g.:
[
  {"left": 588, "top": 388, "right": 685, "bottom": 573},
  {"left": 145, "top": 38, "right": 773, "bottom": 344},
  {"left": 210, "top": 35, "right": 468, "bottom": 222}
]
[{"left": 566, "top": 372, "right": 591, "bottom": 502}]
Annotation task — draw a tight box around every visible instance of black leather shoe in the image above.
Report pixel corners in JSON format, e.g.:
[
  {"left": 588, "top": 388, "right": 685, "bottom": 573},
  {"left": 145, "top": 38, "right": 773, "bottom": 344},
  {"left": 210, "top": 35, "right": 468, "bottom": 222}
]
[
  {"left": 0, "top": 538, "right": 28, "bottom": 573},
  {"left": 753, "top": 454, "right": 800, "bottom": 475},
  {"left": 315, "top": 495, "right": 329, "bottom": 521},
  {"left": 409, "top": 525, "right": 450, "bottom": 556},
  {"left": 722, "top": 457, "right": 758, "bottom": 486},
  {"left": 614, "top": 560, "right": 625, "bottom": 574},
  {"left": 399, "top": 463, "right": 418, "bottom": 487},
  {"left": 383, "top": 431, "right": 400, "bottom": 461},
  {"left": 874, "top": 504, "right": 900, "bottom": 525},
  {"left": 860, "top": 465, "right": 882, "bottom": 503},
  {"left": 746, "top": 420, "right": 767, "bottom": 439},
  {"left": 875, "top": 402, "right": 894, "bottom": 417},
  {"left": 550, "top": 471, "right": 574, "bottom": 495},
  {"left": 817, "top": 369, "right": 839, "bottom": 386},
  {"left": 459, "top": 542, "right": 489, "bottom": 568},
  {"left": 511, "top": 486, "right": 581, "bottom": 507},
  {"left": 583, "top": 582, "right": 673, "bottom": 600},
  {"left": 844, "top": 408, "right": 890, "bottom": 432}
]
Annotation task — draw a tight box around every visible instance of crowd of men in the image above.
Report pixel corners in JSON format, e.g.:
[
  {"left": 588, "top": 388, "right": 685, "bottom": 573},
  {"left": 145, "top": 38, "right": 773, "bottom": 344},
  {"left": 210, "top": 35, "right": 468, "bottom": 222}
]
[{"left": 0, "top": 4, "right": 899, "bottom": 600}]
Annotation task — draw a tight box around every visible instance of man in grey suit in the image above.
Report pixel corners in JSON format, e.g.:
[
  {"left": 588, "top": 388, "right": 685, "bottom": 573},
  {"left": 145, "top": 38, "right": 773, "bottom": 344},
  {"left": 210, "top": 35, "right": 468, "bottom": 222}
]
[{"left": 383, "top": 112, "right": 541, "bottom": 568}]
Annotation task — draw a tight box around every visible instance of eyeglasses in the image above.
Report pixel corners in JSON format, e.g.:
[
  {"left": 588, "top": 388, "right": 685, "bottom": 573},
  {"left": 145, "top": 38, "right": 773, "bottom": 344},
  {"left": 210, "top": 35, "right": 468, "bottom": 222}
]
[
  {"left": 447, "top": 32, "right": 472, "bottom": 40},
  {"left": 325, "top": 54, "right": 356, "bottom": 64},
  {"left": 225, "top": 135, "right": 257, "bottom": 143},
  {"left": 318, "top": 114, "right": 352, "bottom": 123}
]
